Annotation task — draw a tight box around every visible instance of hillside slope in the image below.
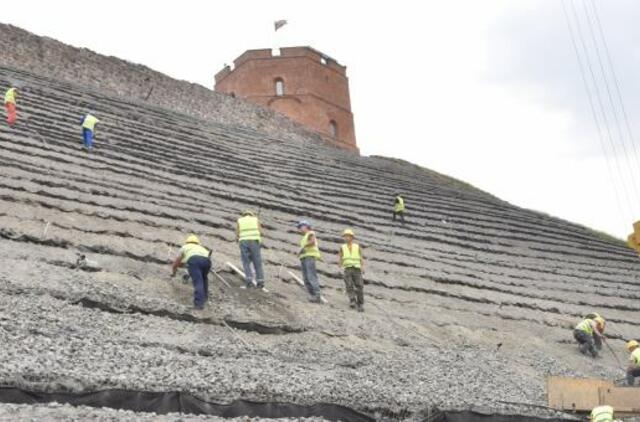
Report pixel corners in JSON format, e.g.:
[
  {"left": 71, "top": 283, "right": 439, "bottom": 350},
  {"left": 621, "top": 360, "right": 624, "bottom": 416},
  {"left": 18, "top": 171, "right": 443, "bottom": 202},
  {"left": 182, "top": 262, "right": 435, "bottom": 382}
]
[{"left": 0, "top": 64, "right": 639, "bottom": 421}]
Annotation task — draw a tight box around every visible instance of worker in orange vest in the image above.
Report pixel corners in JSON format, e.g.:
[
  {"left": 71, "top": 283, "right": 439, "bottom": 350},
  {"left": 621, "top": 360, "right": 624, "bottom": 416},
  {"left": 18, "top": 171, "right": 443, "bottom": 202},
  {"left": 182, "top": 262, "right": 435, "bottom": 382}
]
[{"left": 4, "top": 87, "right": 17, "bottom": 127}]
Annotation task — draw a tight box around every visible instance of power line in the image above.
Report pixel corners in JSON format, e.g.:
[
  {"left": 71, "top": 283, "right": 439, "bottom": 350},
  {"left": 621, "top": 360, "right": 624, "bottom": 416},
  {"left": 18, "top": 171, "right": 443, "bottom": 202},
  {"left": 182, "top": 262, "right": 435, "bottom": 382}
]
[
  {"left": 560, "top": 0, "right": 629, "bottom": 228},
  {"left": 588, "top": 0, "right": 640, "bottom": 189},
  {"left": 580, "top": 0, "right": 640, "bottom": 210}
]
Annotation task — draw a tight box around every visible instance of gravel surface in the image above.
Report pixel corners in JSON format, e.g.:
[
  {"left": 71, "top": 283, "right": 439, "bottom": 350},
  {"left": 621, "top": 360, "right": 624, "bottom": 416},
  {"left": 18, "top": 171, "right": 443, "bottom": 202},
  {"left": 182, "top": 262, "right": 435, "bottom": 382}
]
[
  {"left": 0, "top": 63, "right": 637, "bottom": 421},
  {"left": 0, "top": 403, "right": 330, "bottom": 421}
]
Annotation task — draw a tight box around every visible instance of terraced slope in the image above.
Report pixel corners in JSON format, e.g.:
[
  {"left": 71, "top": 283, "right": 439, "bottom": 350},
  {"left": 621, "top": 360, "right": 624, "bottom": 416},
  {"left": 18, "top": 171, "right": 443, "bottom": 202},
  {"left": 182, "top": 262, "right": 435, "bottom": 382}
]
[{"left": 0, "top": 64, "right": 638, "bottom": 420}]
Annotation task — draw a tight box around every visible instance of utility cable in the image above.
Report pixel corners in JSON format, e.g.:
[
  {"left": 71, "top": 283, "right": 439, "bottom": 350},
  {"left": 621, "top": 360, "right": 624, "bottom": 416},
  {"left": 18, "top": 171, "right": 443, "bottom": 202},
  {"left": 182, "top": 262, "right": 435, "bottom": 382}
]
[
  {"left": 560, "top": 0, "right": 629, "bottom": 228},
  {"left": 581, "top": 0, "right": 640, "bottom": 211}
]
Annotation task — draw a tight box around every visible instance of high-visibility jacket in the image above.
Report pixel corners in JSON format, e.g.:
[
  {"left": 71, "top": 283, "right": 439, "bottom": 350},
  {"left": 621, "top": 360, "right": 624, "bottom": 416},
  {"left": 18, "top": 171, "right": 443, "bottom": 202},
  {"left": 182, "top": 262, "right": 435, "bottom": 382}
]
[
  {"left": 299, "top": 231, "right": 321, "bottom": 259},
  {"left": 631, "top": 348, "right": 640, "bottom": 368},
  {"left": 576, "top": 318, "right": 595, "bottom": 335},
  {"left": 238, "top": 215, "right": 261, "bottom": 242},
  {"left": 4, "top": 88, "right": 16, "bottom": 104},
  {"left": 341, "top": 243, "right": 362, "bottom": 269},
  {"left": 394, "top": 196, "right": 405, "bottom": 213},
  {"left": 82, "top": 114, "right": 99, "bottom": 131},
  {"left": 590, "top": 405, "right": 613, "bottom": 422},
  {"left": 180, "top": 243, "right": 209, "bottom": 264}
]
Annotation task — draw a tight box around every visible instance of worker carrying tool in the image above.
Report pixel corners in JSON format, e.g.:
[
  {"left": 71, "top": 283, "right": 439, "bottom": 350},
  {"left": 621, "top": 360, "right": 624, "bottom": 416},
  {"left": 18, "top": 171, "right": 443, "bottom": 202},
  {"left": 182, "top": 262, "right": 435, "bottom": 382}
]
[
  {"left": 297, "top": 220, "right": 322, "bottom": 303},
  {"left": 393, "top": 193, "right": 405, "bottom": 224},
  {"left": 171, "top": 234, "right": 211, "bottom": 311},
  {"left": 338, "top": 229, "right": 365, "bottom": 312},
  {"left": 626, "top": 340, "right": 640, "bottom": 386},
  {"left": 81, "top": 113, "right": 100, "bottom": 152},
  {"left": 4, "top": 87, "right": 17, "bottom": 127},
  {"left": 236, "top": 210, "right": 266, "bottom": 290},
  {"left": 573, "top": 314, "right": 606, "bottom": 358},
  {"left": 590, "top": 405, "right": 615, "bottom": 422}
]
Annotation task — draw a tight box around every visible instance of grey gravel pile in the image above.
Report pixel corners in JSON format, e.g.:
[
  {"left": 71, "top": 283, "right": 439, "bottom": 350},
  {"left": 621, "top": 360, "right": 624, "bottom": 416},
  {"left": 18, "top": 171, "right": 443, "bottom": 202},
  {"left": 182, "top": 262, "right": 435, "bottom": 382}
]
[
  {"left": 0, "top": 60, "right": 637, "bottom": 421},
  {"left": 0, "top": 403, "right": 329, "bottom": 421}
]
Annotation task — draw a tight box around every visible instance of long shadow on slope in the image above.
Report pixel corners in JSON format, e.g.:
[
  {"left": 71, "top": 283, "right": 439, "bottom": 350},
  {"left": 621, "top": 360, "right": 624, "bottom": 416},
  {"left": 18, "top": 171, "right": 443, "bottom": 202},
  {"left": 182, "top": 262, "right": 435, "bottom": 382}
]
[
  {"left": 0, "top": 387, "right": 374, "bottom": 421},
  {"left": 74, "top": 297, "right": 304, "bottom": 335}
]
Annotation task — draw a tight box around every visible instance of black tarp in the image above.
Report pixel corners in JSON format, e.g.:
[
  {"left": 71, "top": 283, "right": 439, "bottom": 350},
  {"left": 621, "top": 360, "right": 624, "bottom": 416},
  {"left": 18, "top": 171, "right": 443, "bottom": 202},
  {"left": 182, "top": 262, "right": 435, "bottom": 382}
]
[
  {"left": 0, "top": 387, "right": 375, "bottom": 421},
  {"left": 444, "top": 410, "right": 578, "bottom": 422}
]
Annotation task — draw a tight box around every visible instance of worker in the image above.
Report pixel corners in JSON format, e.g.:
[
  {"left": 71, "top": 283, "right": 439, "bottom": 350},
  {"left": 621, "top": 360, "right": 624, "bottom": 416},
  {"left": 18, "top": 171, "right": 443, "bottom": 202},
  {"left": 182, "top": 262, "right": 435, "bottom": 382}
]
[
  {"left": 171, "top": 234, "right": 211, "bottom": 310},
  {"left": 81, "top": 113, "right": 100, "bottom": 152},
  {"left": 626, "top": 340, "right": 640, "bottom": 386},
  {"left": 393, "top": 193, "right": 405, "bottom": 224},
  {"left": 573, "top": 315, "right": 606, "bottom": 357},
  {"left": 338, "top": 229, "right": 364, "bottom": 312},
  {"left": 297, "top": 220, "right": 322, "bottom": 303},
  {"left": 236, "top": 210, "right": 265, "bottom": 290},
  {"left": 590, "top": 405, "right": 614, "bottom": 422},
  {"left": 4, "top": 87, "right": 17, "bottom": 127}
]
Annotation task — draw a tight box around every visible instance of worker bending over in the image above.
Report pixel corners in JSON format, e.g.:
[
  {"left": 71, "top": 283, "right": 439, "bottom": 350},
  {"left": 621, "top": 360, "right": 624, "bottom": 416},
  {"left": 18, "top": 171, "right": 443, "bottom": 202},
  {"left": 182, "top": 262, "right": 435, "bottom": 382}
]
[
  {"left": 573, "top": 314, "right": 606, "bottom": 357},
  {"left": 590, "top": 405, "right": 615, "bottom": 422},
  {"left": 81, "top": 113, "right": 100, "bottom": 152},
  {"left": 338, "top": 229, "right": 364, "bottom": 312},
  {"left": 4, "top": 87, "right": 17, "bottom": 127},
  {"left": 236, "top": 210, "right": 265, "bottom": 290},
  {"left": 171, "top": 235, "right": 211, "bottom": 310},
  {"left": 393, "top": 193, "right": 405, "bottom": 224},
  {"left": 297, "top": 220, "right": 322, "bottom": 303},
  {"left": 626, "top": 340, "right": 640, "bottom": 386}
]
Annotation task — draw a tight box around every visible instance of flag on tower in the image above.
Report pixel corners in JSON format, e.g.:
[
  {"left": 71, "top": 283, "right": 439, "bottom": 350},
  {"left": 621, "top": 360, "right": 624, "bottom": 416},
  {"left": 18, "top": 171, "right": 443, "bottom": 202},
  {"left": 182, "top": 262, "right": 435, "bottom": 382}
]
[{"left": 274, "top": 20, "right": 288, "bottom": 31}]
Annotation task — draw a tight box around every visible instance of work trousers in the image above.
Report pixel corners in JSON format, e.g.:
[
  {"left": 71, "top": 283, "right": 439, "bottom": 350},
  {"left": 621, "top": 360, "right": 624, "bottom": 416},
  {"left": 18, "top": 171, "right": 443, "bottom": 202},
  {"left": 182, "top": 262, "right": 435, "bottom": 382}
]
[
  {"left": 5, "top": 102, "right": 16, "bottom": 126},
  {"left": 343, "top": 267, "right": 364, "bottom": 305},
  {"left": 627, "top": 368, "right": 640, "bottom": 386},
  {"left": 300, "top": 256, "right": 320, "bottom": 297},
  {"left": 573, "top": 329, "right": 600, "bottom": 357},
  {"left": 393, "top": 210, "right": 405, "bottom": 224},
  {"left": 82, "top": 128, "right": 94, "bottom": 150},
  {"left": 187, "top": 255, "right": 211, "bottom": 308},
  {"left": 239, "top": 240, "right": 264, "bottom": 287}
]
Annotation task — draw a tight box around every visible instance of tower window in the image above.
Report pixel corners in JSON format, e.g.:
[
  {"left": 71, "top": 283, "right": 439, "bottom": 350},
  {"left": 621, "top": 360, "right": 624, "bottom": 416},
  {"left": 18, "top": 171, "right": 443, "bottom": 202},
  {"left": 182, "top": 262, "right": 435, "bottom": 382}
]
[
  {"left": 275, "top": 78, "right": 284, "bottom": 96},
  {"left": 329, "top": 120, "right": 338, "bottom": 138}
]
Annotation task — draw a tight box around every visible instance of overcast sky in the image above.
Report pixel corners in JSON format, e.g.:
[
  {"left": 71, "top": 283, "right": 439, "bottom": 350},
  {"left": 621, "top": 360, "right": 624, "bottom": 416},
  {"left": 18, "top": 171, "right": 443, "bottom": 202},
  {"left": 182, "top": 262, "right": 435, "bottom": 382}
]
[{"left": 4, "top": 0, "right": 640, "bottom": 239}]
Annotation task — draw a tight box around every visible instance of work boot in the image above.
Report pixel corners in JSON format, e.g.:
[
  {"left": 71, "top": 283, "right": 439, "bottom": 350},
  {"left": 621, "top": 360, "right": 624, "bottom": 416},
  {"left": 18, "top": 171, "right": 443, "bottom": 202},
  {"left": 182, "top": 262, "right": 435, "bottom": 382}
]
[
  {"left": 357, "top": 305, "right": 364, "bottom": 313},
  {"left": 308, "top": 295, "right": 322, "bottom": 304},
  {"left": 349, "top": 299, "right": 356, "bottom": 309},
  {"left": 590, "top": 348, "right": 599, "bottom": 358},
  {"left": 578, "top": 343, "right": 589, "bottom": 355}
]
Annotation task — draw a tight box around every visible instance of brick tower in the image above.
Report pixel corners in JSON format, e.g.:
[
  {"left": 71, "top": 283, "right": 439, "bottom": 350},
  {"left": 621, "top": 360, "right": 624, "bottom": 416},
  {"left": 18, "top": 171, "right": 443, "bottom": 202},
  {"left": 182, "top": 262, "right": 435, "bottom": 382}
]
[{"left": 214, "top": 47, "right": 357, "bottom": 151}]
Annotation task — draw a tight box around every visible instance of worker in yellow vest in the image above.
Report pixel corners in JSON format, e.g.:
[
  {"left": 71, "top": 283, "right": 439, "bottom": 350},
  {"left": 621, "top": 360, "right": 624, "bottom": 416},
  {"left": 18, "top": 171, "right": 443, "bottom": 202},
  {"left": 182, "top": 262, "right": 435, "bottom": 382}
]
[
  {"left": 171, "top": 234, "right": 211, "bottom": 310},
  {"left": 626, "top": 340, "right": 640, "bottom": 386},
  {"left": 338, "top": 229, "right": 365, "bottom": 312},
  {"left": 4, "top": 87, "right": 17, "bottom": 127},
  {"left": 236, "top": 210, "right": 265, "bottom": 289},
  {"left": 590, "top": 405, "right": 614, "bottom": 422},
  {"left": 81, "top": 113, "right": 100, "bottom": 152},
  {"left": 573, "top": 315, "right": 605, "bottom": 357},
  {"left": 297, "top": 220, "right": 322, "bottom": 303},
  {"left": 393, "top": 193, "right": 405, "bottom": 224}
]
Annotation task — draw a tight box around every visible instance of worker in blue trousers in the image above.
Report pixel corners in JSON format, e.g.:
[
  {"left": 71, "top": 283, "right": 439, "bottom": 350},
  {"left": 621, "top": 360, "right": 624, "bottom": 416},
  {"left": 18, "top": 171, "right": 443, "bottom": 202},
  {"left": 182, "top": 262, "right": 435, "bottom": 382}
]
[
  {"left": 81, "top": 113, "right": 100, "bottom": 152},
  {"left": 171, "top": 234, "right": 212, "bottom": 310}
]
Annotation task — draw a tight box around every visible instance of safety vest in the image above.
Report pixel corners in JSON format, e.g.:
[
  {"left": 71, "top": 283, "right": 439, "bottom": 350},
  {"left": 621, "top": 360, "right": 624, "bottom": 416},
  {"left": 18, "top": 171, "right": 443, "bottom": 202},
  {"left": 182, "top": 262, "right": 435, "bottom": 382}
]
[
  {"left": 4, "top": 88, "right": 16, "bottom": 104},
  {"left": 341, "top": 243, "right": 361, "bottom": 269},
  {"left": 82, "top": 114, "right": 99, "bottom": 131},
  {"left": 632, "top": 348, "right": 640, "bottom": 368},
  {"left": 394, "top": 196, "right": 405, "bottom": 213},
  {"left": 238, "top": 215, "right": 261, "bottom": 242},
  {"left": 576, "top": 318, "right": 595, "bottom": 335},
  {"left": 299, "top": 231, "right": 321, "bottom": 259},
  {"left": 590, "top": 405, "right": 613, "bottom": 422},
  {"left": 180, "top": 243, "right": 209, "bottom": 264}
]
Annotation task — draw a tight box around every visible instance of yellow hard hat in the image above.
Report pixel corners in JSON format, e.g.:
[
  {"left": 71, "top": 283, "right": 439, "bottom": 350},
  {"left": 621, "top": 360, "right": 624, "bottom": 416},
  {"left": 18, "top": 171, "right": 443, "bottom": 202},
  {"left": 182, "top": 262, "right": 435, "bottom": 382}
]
[
  {"left": 627, "top": 340, "right": 639, "bottom": 351},
  {"left": 342, "top": 229, "right": 355, "bottom": 237},
  {"left": 594, "top": 316, "right": 605, "bottom": 326},
  {"left": 185, "top": 234, "right": 200, "bottom": 245},
  {"left": 242, "top": 210, "right": 255, "bottom": 216}
]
